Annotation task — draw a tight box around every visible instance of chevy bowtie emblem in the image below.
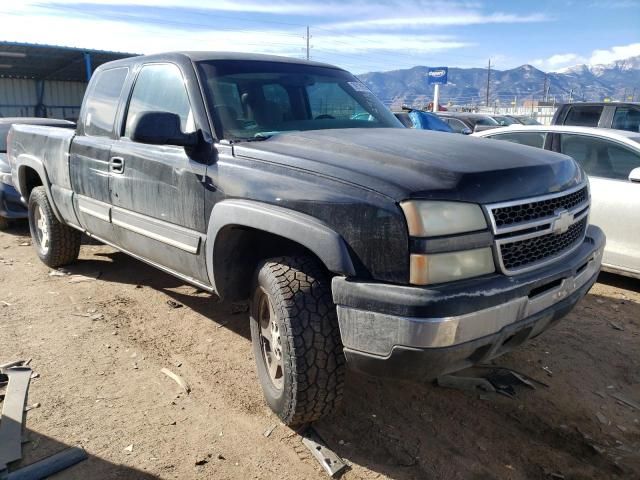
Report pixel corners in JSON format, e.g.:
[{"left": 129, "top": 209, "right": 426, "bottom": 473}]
[{"left": 551, "top": 209, "right": 573, "bottom": 235}]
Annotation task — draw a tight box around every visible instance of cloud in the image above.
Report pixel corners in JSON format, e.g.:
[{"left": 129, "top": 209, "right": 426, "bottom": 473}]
[
  {"left": 588, "top": 42, "right": 640, "bottom": 65},
  {"left": 321, "top": 12, "right": 549, "bottom": 30},
  {"left": 532, "top": 42, "right": 640, "bottom": 71}
]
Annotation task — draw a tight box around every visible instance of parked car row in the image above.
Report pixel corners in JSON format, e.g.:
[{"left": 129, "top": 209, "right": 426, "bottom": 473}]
[
  {"left": 5, "top": 52, "right": 606, "bottom": 426},
  {"left": 474, "top": 124, "right": 640, "bottom": 278}
]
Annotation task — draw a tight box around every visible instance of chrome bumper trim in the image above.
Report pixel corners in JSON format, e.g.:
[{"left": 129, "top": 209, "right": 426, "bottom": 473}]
[{"left": 337, "top": 244, "right": 603, "bottom": 357}]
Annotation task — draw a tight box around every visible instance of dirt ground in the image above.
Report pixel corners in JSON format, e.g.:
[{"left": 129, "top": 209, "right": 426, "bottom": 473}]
[{"left": 1, "top": 222, "right": 639, "bottom": 480}]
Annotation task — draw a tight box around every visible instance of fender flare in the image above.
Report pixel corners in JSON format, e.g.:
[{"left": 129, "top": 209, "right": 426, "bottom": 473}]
[
  {"left": 16, "top": 155, "right": 64, "bottom": 222},
  {"left": 206, "top": 199, "right": 356, "bottom": 295}
]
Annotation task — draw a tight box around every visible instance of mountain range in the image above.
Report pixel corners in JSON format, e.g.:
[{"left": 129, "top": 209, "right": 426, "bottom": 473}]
[{"left": 357, "top": 55, "right": 640, "bottom": 108}]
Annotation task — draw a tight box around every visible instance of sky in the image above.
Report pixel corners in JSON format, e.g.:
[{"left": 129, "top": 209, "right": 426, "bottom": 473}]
[{"left": 1, "top": 0, "right": 640, "bottom": 74}]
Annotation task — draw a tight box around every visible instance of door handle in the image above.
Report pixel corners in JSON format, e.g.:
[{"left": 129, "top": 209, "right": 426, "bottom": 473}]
[{"left": 110, "top": 156, "right": 124, "bottom": 174}]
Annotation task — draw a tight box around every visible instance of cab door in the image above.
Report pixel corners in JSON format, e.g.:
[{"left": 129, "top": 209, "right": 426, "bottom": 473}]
[
  {"left": 108, "top": 62, "right": 210, "bottom": 285},
  {"left": 70, "top": 66, "right": 129, "bottom": 243},
  {"left": 557, "top": 133, "right": 640, "bottom": 275}
]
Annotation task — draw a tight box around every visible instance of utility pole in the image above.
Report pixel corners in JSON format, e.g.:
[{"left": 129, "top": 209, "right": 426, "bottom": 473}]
[
  {"left": 485, "top": 58, "right": 491, "bottom": 106},
  {"left": 543, "top": 74, "right": 548, "bottom": 103},
  {"left": 305, "top": 26, "right": 310, "bottom": 60},
  {"left": 631, "top": 87, "right": 636, "bottom": 102},
  {"left": 569, "top": 88, "right": 573, "bottom": 103}
]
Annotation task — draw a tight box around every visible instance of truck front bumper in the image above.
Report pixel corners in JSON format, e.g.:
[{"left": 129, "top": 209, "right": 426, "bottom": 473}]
[
  {"left": 0, "top": 181, "right": 28, "bottom": 220},
  {"left": 332, "top": 225, "right": 605, "bottom": 381}
]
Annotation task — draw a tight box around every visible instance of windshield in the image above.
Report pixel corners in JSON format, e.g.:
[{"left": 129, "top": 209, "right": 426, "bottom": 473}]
[
  {"left": 493, "top": 116, "right": 517, "bottom": 126},
  {"left": 518, "top": 116, "right": 541, "bottom": 125},
  {"left": 197, "top": 60, "right": 401, "bottom": 141},
  {"left": 474, "top": 116, "right": 500, "bottom": 126}
]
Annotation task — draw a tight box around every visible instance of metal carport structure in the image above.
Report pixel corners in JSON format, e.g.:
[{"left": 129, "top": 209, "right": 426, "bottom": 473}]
[{"left": 0, "top": 41, "right": 136, "bottom": 119}]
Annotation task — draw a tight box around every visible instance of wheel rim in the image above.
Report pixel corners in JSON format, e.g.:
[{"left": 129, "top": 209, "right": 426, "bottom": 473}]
[
  {"left": 257, "top": 287, "right": 284, "bottom": 390},
  {"left": 34, "top": 205, "right": 49, "bottom": 254}
]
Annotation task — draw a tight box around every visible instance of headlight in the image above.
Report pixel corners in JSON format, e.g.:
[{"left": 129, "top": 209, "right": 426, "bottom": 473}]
[
  {"left": 410, "top": 248, "right": 495, "bottom": 285},
  {"left": 0, "top": 172, "right": 12, "bottom": 185},
  {"left": 400, "top": 201, "right": 487, "bottom": 237}
]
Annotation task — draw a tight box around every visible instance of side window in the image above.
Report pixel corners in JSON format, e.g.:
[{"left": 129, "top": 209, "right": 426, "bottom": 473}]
[
  {"left": 124, "top": 64, "right": 194, "bottom": 138},
  {"left": 262, "top": 84, "right": 293, "bottom": 120},
  {"left": 612, "top": 107, "right": 640, "bottom": 133},
  {"left": 560, "top": 134, "right": 640, "bottom": 180},
  {"left": 445, "top": 118, "right": 467, "bottom": 133},
  {"left": 563, "top": 106, "right": 603, "bottom": 127},
  {"left": 490, "top": 132, "right": 546, "bottom": 149},
  {"left": 306, "top": 83, "right": 367, "bottom": 119},
  {"left": 475, "top": 118, "right": 495, "bottom": 126},
  {"left": 84, "top": 67, "right": 128, "bottom": 137}
]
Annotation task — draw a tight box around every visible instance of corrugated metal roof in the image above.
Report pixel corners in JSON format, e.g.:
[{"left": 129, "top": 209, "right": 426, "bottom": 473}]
[{"left": 0, "top": 41, "right": 138, "bottom": 81}]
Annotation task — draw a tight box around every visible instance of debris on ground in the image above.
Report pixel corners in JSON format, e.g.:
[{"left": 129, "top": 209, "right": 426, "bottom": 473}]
[
  {"left": 24, "top": 402, "right": 41, "bottom": 412},
  {"left": 18, "top": 242, "right": 30, "bottom": 246},
  {"left": 68, "top": 272, "right": 101, "bottom": 284},
  {"left": 124, "top": 444, "right": 134, "bottom": 454},
  {"left": 301, "top": 427, "right": 347, "bottom": 478},
  {"left": 608, "top": 321, "right": 624, "bottom": 331},
  {"left": 263, "top": 424, "right": 277, "bottom": 437},
  {"left": 437, "top": 366, "right": 548, "bottom": 397},
  {"left": 596, "top": 412, "right": 609, "bottom": 426},
  {"left": 0, "top": 301, "right": 11, "bottom": 307},
  {"left": 49, "top": 270, "right": 70, "bottom": 277},
  {"left": 6, "top": 446, "right": 88, "bottom": 478},
  {"left": 542, "top": 366, "right": 553, "bottom": 377},
  {"left": 166, "top": 300, "right": 183, "bottom": 309},
  {"left": 0, "top": 365, "right": 32, "bottom": 474},
  {"left": 160, "top": 368, "right": 190, "bottom": 393},
  {"left": 610, "top": 393, "right": 640, "bottom": 411}
]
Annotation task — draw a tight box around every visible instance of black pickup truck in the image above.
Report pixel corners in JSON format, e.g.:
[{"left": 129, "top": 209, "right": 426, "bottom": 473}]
[{"left": 7, "top": 52, "right": 605, "bottom": 426}]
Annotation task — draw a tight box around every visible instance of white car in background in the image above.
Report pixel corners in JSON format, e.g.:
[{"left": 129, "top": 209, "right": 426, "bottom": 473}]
[{"left": 473, "top": 125, "right": 640, "bottom": 279}]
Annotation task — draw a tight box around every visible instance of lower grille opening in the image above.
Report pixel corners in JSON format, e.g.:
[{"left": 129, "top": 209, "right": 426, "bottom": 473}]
[
  {"left": 528, "top": 278, "right": 563, "bottom": 299},
  {"left": 576, "top": 259, "right": 589, "bottom": 275}
]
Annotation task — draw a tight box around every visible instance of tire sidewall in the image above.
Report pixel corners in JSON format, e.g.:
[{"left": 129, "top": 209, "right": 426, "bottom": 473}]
[{"left": 250, "top": 264, "right": 294, "bottom": 420}]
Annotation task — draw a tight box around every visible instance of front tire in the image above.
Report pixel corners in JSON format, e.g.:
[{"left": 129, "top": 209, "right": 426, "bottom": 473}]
[
  {"left": 28, "top": 186, "right": 81, "bottom": 268},
  {"left": 250, "top": 256, "right": 345, "bottom": 426}
]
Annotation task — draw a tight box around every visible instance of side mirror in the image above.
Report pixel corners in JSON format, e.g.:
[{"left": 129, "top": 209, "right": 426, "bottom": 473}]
[
  {"left": 629, "top": 167, "right": 640, "bottom": 183},
  {"left": 131, "top": 111, "right": 198, "bottom": 148},
  {"left": 462, "top": 127, "right": 473, "bottom": 135}
]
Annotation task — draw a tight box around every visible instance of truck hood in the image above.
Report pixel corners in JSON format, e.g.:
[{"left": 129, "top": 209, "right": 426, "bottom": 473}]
[{"left": 233, "top": 128, "right": 584, "bottom": 204}]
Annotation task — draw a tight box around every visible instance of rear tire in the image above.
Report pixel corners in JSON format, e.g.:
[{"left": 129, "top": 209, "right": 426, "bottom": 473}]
[
  {"left": 0, "top": 216, "right": 9, "bottom": 230},
  {"left": 28, "top": 186, "right": 81, "bottom": 268},
  {"left": 250, "top": 256, "right": 345, "bottom": 426}
]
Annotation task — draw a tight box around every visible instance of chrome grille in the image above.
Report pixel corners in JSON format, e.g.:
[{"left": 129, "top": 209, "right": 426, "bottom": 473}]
[
  {"left": 486, "top": 184, "right": 590, "bottom": 275},
  {"left": 500, "top": 218, "right": 587, "bottom": 270},
  {"left": 493, "top": 186, "right": 588, "bottom": 228}
]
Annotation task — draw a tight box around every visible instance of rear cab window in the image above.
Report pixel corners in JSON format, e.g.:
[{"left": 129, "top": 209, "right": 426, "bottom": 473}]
[
  {"left": 563, "top": 105, "right": 603, "bottom": 127},
  {"left": 83, "top": 67, "right": 129, "bottom": 137}
]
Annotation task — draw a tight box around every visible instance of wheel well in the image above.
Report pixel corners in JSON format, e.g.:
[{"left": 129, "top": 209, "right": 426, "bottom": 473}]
[
  {"left": 212, "top": 226, "right": 330, "bottom": 302},
  {"left": 21, "top": 166, "right": 43, "bottom": 199}
]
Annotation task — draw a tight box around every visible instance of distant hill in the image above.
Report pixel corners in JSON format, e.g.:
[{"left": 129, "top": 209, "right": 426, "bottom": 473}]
[{"left": 357, "top": 55, "right": 640, "bottom": 108}]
